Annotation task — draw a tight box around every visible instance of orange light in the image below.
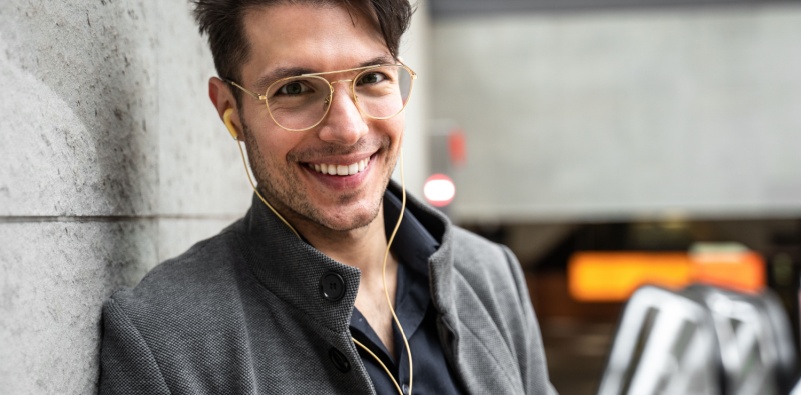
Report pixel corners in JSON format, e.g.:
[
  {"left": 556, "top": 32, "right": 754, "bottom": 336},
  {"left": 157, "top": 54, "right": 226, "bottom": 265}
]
[
  {"left": 448, "top": 129, "right": 467, "bottom": 167},
  {"left": 569, "top": 252, "right": 691, "bottom": 302},
  {"left": 568, "top": 251, "right": 766, "bottom": 302},
  {"left": 689, "top": 251, "right": 765, "bottom": 294}
]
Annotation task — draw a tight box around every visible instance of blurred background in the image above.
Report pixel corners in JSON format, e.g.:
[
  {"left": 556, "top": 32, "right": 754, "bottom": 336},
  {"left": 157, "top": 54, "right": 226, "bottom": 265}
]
[
  {"left": 421, "top": 1, "right": 801, "bottom": 393},
  {"left": 1, "top": 0, "right": 800, "bottom": 393}
]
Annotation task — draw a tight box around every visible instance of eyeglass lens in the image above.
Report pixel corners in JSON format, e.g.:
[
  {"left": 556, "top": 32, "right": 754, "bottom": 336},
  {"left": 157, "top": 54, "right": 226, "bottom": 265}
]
[{"left": 265, "top": 65, "right": 412, "bottom": 131}]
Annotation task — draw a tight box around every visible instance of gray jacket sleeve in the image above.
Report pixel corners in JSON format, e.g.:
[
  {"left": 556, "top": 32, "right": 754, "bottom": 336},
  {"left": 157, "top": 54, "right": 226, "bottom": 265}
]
[
  {"left": 99, "top": 297, "right": 171, "bottom": 395},
  {"left": 501, "top": 246, "right": 560, "bottom": 395}
]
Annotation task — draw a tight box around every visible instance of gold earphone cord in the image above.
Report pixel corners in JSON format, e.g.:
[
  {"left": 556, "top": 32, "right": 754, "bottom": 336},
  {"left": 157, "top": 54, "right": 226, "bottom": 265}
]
[
  {"left": 237, "top": 141, "right": 301, "bottom": 239},
  {"left": 236, "top": 142, "right": 413, "bottom": 395},
  {"left": 352, "top": 337, "right": 404, "bottom": 395}
]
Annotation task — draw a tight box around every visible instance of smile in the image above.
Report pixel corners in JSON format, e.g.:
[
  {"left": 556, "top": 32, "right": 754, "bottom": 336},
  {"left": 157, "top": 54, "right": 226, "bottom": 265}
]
[{"left": 308, "top": 157, "right": 370, "bottom": 176}]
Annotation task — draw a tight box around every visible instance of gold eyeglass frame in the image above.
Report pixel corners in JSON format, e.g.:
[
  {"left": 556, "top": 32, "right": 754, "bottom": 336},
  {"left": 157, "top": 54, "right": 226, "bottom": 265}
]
[{"left": 225, "top": 62, "right": 417, "bottom": 132}]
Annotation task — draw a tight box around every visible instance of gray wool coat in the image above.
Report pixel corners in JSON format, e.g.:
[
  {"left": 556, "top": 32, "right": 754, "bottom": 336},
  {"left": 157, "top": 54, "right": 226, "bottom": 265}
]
[{"left": 99, "top": 182, "right": 557, "bottom": 394}]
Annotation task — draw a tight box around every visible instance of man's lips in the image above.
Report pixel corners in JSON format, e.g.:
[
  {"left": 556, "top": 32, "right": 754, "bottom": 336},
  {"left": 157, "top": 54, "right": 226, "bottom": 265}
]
[{"left": 304, "top": 155, "right": 373, "bottom": 176}]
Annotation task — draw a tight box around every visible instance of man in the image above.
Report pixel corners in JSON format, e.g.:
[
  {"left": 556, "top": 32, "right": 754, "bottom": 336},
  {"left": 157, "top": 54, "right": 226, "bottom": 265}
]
[{"left": 99, "top": 0, "right": 556, "bottom": 394}]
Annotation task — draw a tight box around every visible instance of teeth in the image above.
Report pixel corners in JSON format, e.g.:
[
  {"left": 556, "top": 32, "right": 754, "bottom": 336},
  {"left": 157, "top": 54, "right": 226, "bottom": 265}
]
[{"left": 309, "top": 158, "right": 370, "bottom": 176}]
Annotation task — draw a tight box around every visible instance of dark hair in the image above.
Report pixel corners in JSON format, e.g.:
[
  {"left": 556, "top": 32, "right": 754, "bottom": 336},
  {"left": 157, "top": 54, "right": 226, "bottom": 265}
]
[{"left": 192, "top": 0, "right": 414, "bottom": 92}]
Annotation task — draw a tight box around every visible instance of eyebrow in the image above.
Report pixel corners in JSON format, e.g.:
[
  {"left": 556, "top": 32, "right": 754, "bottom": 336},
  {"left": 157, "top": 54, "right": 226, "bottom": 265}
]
[{"left": 252, "top": 55, "right": 397, "bottom": 92}]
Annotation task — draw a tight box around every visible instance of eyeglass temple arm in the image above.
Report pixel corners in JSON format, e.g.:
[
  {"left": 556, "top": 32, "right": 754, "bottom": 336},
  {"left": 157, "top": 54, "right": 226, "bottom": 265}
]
[{"left": 224, "top": 79, "right": 266, "bottom": 101}]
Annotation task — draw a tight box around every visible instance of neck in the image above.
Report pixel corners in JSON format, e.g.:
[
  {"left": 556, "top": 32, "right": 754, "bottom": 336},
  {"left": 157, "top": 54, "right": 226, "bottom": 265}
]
[
  {"left": 281, "top": 200, "right": 403, "bottom": 357},
  {"left": 295, "top": 205, "right": 391, "bottom": 275}
]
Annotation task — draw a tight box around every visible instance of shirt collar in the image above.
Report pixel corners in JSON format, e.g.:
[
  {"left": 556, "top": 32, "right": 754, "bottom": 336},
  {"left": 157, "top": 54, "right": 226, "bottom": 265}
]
[{"left": 382, "top": 188, "right": 440, "bottom": 278}]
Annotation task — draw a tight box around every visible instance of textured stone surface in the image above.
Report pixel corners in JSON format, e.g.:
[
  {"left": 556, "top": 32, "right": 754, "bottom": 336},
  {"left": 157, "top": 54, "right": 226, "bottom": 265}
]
[
  {"left": 0, "top": 0, "right": 254, "bottom": 218},
  {"left": 154, "top": 1, "right": 252, "bottom": 217},
  {"left": 157, "top": 217, "right": 240, "bottom": 262},
  {"left": 0, "top": 1, "right": 159, "bottom": 216},
  {"left": 0, "top": 0, "right": 248, "bottom": 393},
  {"left": 0, "top": 221, "right": 157, "bottom": 394},
  {"left": 432, "top": 5, "right": 801, "bottom": 221}
]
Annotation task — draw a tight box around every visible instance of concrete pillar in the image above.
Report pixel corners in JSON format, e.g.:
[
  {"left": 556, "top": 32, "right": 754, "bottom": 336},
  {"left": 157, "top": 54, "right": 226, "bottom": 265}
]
[
  {"left": 0, "top": 1, "right": 251, "bottom": 393},
  {"left": 394, "top": 0, "right": 432, "bottom": 196}
]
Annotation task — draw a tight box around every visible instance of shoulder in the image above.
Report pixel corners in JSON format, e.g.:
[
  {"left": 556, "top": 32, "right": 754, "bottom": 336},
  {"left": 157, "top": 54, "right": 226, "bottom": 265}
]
[
  {"left": 450, "top": 226, "right": 509, "bottom": 259},
  {"left": 445, "top": 225, "right": 533, "bottom": 328},
  {"left": 439, "top": 226, "right": 556, "bottom": 394},
  {"left": 106, "top": 224, "right": 247, "bottom": 328},
  {"left": 449, "top": 226, "right": 521, "bottom": 289},
  {"left": 99, "top": 223, "right": 265, "bottom": 392}
]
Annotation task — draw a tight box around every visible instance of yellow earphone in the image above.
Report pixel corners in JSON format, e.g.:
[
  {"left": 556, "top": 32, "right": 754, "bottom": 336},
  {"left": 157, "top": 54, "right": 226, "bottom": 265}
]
[{"left": 223, "top": 108, "right": 238, "bottom": 140}]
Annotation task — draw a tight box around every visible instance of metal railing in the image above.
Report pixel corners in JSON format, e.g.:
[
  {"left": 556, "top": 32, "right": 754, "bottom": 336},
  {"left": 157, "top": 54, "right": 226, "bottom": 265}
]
[{"left": 598, "top": 284, "right": 799, "bottom": 395}]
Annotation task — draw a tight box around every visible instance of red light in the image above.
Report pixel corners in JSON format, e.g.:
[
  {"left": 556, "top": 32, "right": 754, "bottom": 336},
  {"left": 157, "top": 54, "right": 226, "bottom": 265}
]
[
  {"left": 448, "top": 129, "right": 467, "bottom": 167},
  {"left": 423, "top": 174, "right": 455, "bottom": 207}
]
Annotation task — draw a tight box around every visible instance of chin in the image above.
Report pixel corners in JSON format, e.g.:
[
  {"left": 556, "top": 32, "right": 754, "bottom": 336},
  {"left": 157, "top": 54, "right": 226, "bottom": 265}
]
[{"left": 314, "top": 198, "right": 382, "bottom": 232}]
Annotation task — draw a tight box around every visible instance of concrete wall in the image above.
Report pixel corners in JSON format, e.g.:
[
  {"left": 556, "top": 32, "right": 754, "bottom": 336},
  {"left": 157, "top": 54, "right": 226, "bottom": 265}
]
[
  {"left": 0, "top": 1, "right": 430, "bottom": 393},
  {"left": 393, "top": 0, "right": 431, "bottom": 195},
  {"left": 0, "top": 1, "right": 247, "bottom": 393},
  {"left": 432, "top": 4, "right": 801, "bottom": 222}
]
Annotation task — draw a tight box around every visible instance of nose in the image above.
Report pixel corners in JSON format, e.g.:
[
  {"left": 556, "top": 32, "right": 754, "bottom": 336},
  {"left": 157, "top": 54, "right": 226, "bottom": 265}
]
[{"left": 316, "top": 81, "right": 369, "bottom": 145}]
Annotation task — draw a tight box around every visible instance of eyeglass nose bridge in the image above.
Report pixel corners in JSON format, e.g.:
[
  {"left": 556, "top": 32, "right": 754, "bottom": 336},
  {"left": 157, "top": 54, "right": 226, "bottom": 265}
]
[{"left": 323, "top": 78, "right": 357, "bottom": 106}]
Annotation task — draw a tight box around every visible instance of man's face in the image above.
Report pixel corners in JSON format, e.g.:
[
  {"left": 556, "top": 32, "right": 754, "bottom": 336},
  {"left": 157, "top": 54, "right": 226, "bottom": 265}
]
[{"left": 237, "top": 4, "right": 404, "bottom": 233}]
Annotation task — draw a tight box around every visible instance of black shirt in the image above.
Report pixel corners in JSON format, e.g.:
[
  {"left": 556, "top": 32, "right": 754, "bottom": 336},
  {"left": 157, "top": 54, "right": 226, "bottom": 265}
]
[{"left": 350, "top": 192, "right": 463, "bottom": 395}]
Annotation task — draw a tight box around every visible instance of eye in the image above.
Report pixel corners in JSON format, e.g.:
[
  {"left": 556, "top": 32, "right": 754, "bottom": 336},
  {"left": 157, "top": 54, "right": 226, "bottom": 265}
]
[
  {"left": 357, "top": 71, "right": 388, "bottom": 86},
  {"left": 276, "top": 80, "right": 313, "bottom": 96}
]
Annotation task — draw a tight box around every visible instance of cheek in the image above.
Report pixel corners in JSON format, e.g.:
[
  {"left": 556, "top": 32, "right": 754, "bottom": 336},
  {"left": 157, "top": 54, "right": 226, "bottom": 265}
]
[
  {"left": 254, "top": 128, "right": 298, "bottom": 163},
  {"left": 383, "top": 116, "right": 405, "bottom": 145}
]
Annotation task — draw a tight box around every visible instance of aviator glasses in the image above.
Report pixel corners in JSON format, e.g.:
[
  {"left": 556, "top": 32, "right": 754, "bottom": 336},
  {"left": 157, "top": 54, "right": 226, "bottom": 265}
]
[{"left": 226, "top": 63, "right": 416, "bottom": 132}]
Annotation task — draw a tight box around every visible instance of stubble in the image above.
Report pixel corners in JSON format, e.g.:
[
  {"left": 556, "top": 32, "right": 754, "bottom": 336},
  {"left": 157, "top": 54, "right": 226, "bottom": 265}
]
[{"left": 241, "top": 122, "right": 397, "bottom": 232}]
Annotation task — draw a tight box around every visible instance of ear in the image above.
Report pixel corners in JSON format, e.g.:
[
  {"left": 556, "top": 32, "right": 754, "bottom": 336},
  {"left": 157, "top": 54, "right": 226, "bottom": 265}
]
[{"left": 209, "top": 77, "right": 243, "bottom": 141}]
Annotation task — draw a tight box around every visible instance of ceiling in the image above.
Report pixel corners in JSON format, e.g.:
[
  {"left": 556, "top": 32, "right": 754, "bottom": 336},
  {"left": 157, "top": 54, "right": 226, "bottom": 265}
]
[{"left": 428, "top": 0, "right": 800, "bottom": 18}]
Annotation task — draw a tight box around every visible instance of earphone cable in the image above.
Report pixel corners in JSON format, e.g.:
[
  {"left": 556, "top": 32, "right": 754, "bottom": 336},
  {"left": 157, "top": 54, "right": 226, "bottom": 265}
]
[
  {"left": 382, "top": 148, "right": 413, "bottom": 395},
  {"left": 352, "top": 337, "right": 404, "bottom": 395},
  {"left": 236, "top": 141, "right": 301, "bottom": 239},
  {"left": 235, "top": 140, "right": 412, "bottom": 395}
]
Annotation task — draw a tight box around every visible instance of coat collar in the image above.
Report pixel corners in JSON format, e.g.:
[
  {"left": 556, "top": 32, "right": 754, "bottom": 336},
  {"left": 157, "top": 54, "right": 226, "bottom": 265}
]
[{"left": 237, "top": 181, "right": 457, "bottom": 334}]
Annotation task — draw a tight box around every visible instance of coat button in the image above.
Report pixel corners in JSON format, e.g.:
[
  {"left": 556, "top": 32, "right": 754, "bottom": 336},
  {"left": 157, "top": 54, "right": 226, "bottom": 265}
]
[
  {"left": 320, "top": 272, "right": 346, "bottom": 301},
  {"left": 329, "top": 347, "right": 351, "bottom": 373}
]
